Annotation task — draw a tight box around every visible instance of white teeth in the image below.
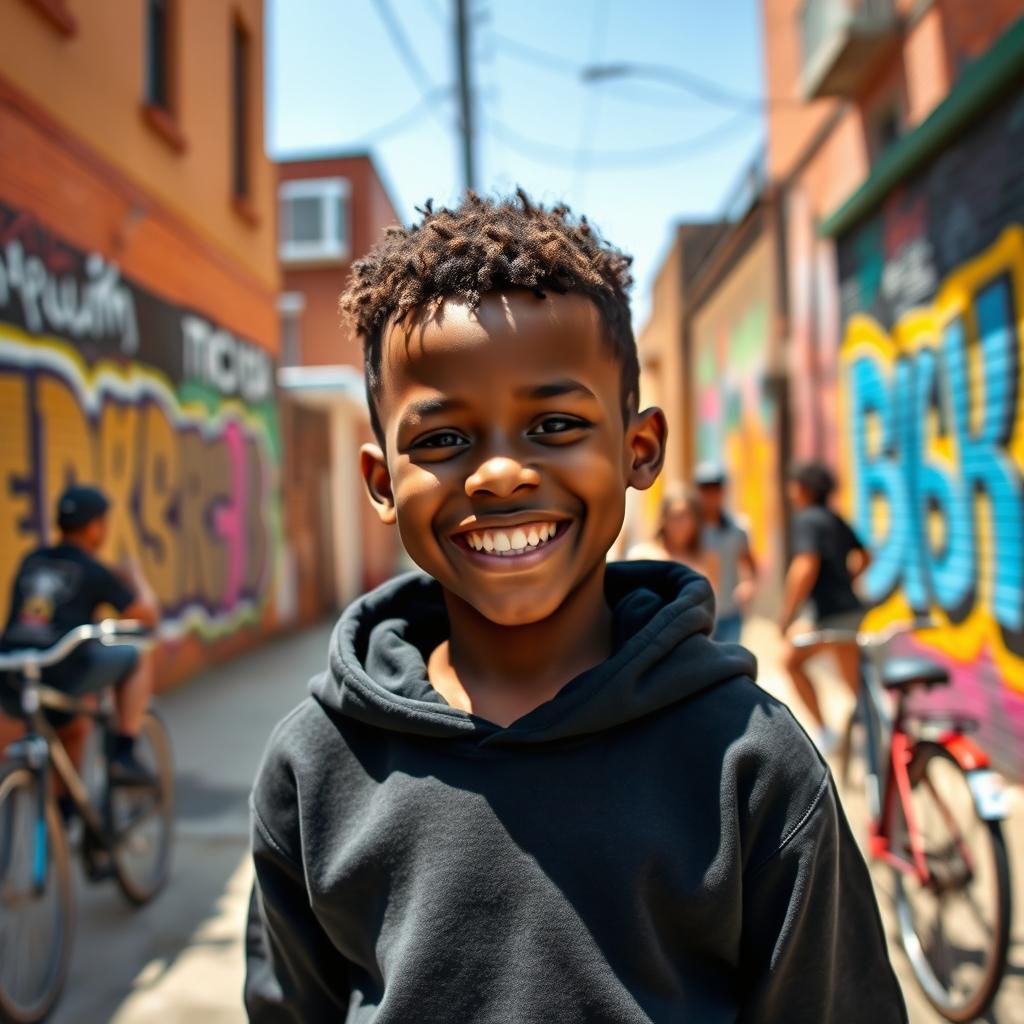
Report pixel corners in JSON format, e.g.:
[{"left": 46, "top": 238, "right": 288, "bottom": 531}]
[{"left": 462, "top": 522, "right": 563, "bottom": 555}]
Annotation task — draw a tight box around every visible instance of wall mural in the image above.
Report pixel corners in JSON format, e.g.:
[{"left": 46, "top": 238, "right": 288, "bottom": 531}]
[
  {"left": 0, "top": 202, "right": 281, "bottom": 639},
  {"left": 693, "top": 234, "right": 783, "bottom": 605},
  {"left": 837, "top": 90, "right": 1024, "bottom": 774}
]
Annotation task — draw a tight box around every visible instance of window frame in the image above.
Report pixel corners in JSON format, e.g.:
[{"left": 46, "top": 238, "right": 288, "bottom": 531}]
[
  {"left": 231, "top": 13, "right": 251, "bottom": 201},
  {"left": 278, "top": 292, "right": 306, "bottom": 368},
  {"left": 140, "top": 0, "right": 186, "bottom": 153},
  {"left": 278, "top": 178, "right": 352, "bottom": 264}
]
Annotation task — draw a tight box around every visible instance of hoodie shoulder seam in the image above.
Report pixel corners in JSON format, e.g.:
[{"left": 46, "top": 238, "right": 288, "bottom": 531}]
[
  {"left": 746, "top": 768, "right": 830, "bottom": 878},
  {"left": 251, "top": 799, "right": 302, "bottom": 869}
]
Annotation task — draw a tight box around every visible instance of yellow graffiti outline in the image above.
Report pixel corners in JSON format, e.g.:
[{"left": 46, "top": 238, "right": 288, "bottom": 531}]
[
  {"left": 840, "top": 226, "right": 1024, "bottom": 692},
  {"left": 0, "top": 325, "right": 283, "bottom": 641}
]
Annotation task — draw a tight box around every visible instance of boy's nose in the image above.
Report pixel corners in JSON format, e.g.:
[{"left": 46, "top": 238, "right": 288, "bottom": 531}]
[{"left": 465, "top": 456, "right": 540, "bottom": 498}]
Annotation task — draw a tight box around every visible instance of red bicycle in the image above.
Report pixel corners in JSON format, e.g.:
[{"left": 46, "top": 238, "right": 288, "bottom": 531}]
[{"left": 794, "top": 620, "right": 1013, "bottom": 1022}]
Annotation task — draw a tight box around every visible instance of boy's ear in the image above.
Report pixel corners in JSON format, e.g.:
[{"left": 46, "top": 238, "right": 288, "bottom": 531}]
[
  {"left": 625, "top": 406, "right": 667, "bottom": 491},
  {"left": 360, "top": 444, "right": 397, "bottom": 525}
]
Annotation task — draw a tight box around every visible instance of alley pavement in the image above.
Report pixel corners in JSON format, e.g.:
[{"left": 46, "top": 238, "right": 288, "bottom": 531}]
[
  {"left": 49, "top": 620, "right": 333, "bottom": 1024},
  {"left": 44, "top": 616, "right": 1023, "bottom": 1023}
]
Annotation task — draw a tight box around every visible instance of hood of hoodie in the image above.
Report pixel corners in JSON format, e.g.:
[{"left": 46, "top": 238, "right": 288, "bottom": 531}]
[{"left": 311, "top": 560, "right": 757, "bottom": 748}]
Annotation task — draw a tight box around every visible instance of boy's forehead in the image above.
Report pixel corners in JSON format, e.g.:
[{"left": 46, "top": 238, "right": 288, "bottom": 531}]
[{"left": 379, "top": 290, "right": 609, "bottom": 385}]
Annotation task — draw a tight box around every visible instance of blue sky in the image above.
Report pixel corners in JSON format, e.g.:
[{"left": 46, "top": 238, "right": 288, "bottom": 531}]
[{"left": 267, "top": 0, "right": 766, "bottom": 329}]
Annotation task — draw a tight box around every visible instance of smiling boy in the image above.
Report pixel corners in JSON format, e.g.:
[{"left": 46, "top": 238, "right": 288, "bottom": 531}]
[{"left": 245, "top": 193, "right": 906, "bottom": 1022}]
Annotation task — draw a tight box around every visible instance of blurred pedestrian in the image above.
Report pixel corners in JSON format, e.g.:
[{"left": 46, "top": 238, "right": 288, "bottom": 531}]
[
  {"left": 627, "top": 484, "right": 719, "bottom": 594},
  {"left": 694, "top": 462, "right": 757, "bottom": 643},
  {"left": 778, "top": 462, "right": 871, "bottom": 755}
]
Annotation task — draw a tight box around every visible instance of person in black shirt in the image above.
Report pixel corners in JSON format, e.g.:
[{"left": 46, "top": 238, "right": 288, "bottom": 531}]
[
  {"left": 2, "top": 485, "right": 160, "bottom": 785},
  {"left": 779, "top": 462, "right": 871, "bottom": 755}
]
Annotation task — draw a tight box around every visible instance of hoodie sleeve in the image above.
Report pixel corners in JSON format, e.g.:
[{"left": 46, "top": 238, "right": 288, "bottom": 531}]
[
  {"left": 244, "top": 806, "right": 352, "bottom": 1021},
  {"left": 737, "top": 774, "right": 908, "bottom": 1023}
]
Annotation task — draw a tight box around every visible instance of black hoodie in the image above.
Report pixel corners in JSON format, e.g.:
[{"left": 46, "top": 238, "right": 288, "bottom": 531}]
[{"left": 245, "top": 562, "right": 906, "bottom": 1023}]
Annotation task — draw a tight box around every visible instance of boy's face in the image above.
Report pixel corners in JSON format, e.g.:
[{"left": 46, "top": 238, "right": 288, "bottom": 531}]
[{"left": 362, "top": 290, "right": 665, "bottom": 626}]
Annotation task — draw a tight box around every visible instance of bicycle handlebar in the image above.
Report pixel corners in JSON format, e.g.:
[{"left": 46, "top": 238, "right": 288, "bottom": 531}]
[
  {"left": 0, "top": 619, "right": 152, "bottom": 672},
  {"left": 791, "top": 616, "right": 938, "bottom": 650}
]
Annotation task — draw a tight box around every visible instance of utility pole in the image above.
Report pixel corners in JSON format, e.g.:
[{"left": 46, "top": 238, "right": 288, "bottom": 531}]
[{"left": 454, "top": 0, "right": 476, "bottom": 193}]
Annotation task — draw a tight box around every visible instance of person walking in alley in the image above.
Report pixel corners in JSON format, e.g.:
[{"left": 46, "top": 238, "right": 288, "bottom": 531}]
[
  {"left": 245, "top": 192, "right": 906, "bottom": 1023},
  {"left": 778, "top": 461, "right": 871, "bottom": 756},
  {"left": 626, "top": 484, "right": 719, "bottom": 594},
  {"left": 694, "top": 461, "right": 757, "bottom": 643},
  {"left": 1, "top": 485, "right": 160, "bottom": 786}
]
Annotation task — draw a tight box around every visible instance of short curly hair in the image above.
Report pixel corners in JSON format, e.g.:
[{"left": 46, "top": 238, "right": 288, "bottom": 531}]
[{"left": 339, "top": 190, "right": 639, "bottom": 440}]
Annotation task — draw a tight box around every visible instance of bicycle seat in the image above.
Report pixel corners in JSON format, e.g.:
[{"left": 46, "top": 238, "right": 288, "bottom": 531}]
[{"left": 881, "top": 657, "right": 950, "bottom": 692}]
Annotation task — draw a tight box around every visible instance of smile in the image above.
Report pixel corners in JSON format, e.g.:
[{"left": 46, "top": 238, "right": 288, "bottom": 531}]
[{"left": 450, "top": 519, "right": 571, "bottom": 562}]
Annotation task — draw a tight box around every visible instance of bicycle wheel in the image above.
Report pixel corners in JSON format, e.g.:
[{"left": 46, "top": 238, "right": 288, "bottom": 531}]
[
  {"left": 109, "top": 710, "right": 175, "bottom": 905},
  {"left": 892, "top": 743, "right": 1012, "bottom": 1022},
  {"left": 0, "top": 762, "right": 73, "bottom": 1024}
]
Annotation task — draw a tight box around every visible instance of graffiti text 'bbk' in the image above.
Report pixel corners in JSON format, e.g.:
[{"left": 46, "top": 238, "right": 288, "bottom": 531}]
[{"left": 844, "top": 227, "right": 1024, "bottom": 658}]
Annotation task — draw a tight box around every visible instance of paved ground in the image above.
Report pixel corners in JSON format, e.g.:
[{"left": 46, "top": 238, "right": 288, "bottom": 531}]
[
  {"left": 40, "top": 615, "right": 1024, "bottom": 1022},
  {"left": 49, "top": 621, "right": 333, "bottom": 1024}
]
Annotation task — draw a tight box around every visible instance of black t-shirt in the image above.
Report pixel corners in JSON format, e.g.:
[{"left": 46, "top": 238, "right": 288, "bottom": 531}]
[
  {"left": 2, "top": 544, "right": 135, "bottom": 649},
  {"left": 791, "top": 505, "right": 864, "bottom": 620}
]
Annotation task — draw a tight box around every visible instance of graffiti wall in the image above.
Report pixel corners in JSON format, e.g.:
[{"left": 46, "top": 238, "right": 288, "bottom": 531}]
[
  {"left": 0, "top": 202, "right": 281, "bottom": 643},
  {"left": 692, "top": 232, "right": 784, "bottom": 608},
  {"left": 838, "top": 89, "right": 1024, "bottom": 777}
]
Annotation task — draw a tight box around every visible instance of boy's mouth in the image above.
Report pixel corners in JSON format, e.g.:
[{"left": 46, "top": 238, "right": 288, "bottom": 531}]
[{"left": 449, "top": 517, "right": 572, "bottom": 563}]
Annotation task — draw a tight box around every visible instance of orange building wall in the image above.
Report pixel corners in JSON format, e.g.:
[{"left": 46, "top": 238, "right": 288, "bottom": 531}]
[
  {"left": 0, "top": 0, "right": 276, "bottom": 291},
  {"left": 0, "top": 1, "right": 281, "bottom": 715}
]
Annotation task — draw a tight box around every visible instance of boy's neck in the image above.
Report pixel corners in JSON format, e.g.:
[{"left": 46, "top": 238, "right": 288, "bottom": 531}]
[{"left": 427, "top": 563, "right": 613, "bottom": 727}]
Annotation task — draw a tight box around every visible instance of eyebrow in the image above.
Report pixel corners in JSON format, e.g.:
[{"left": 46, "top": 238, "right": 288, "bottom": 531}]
[
  {"left": 515, "top": 380, "right": 598, "bottom": 401},
  {"left": 401, "top": 396, "right": 469, "bottom": 422}
]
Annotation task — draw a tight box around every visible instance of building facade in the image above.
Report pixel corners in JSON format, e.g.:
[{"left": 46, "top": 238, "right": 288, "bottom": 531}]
[
  {"left": 275, "top": 153, "right": 402, "bottom": 619},
  {"left": 642, "top": 2, "right": 1024, "bottom": 777},
  {"left": 0, "top": 0, "right": 281, "bottom": 697}
]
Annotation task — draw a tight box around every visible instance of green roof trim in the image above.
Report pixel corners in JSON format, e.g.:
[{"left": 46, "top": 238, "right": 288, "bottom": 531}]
[{"left": 819, "top": 16, "right": 1024, "bottom": 238}]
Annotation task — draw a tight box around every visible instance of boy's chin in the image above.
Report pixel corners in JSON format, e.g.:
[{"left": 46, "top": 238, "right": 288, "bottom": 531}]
[{"left": 446, "top": 583, "right": 573, "bottom": 629}]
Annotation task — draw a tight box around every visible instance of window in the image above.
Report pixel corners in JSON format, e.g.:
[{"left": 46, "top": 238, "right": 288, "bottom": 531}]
[
  {"left": 232, "top": 17, "right": 251, "bottom": 200},
  {"left": 279, "top": 179, "right": 351, "bottom": 263},
  {"left": 141, "top": 0, "right": 185, "bottom": 151},
  {"left": 866, "top": 95, "right": 903, "bottom": 163},
  {"left": 278, "top": 293, "right": 305, "bottom": 367},
  {"left": 145, "top": 0, "right": 171, "bottom": 110}
]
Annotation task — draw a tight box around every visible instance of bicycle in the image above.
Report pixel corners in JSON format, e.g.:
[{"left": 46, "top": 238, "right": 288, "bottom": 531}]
[
  {"left": 793, "top": 619, "right": 1013, "bottom": 1022},
  {"left": 0, "top": 620, "right": 175, "bottom": 1024}
]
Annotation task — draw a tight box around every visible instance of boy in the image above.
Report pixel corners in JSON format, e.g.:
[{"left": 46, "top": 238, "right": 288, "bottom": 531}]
[
  {"left": 245, "top": 193, "right": 905, "bottom": 1022},
  {"left": 2, "top": 485, "right": 160, "bottom": 784},
  {"left": 694, "top": 461, "right": 758, "bottom": 643},
  {"left": 779, "top": 461, "right": 871, "bottom": 755}
]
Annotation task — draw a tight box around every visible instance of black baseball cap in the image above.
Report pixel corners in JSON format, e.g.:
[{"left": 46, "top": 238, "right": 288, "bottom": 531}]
[{"left": 57, "top": 485, "right": 110, "bottom": 531}]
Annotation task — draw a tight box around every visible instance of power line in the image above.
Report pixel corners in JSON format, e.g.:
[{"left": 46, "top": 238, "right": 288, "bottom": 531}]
[
  {"left": 371, "top": 0, "right": 453, "bottom": 130},
  {"left": 490, "top": 110, "right": 759, "bottom": 169},
  {"left": 571, "top": 0, "right": 610, "bottom": 201},
  {"left": 349, "top": 86, "right": 454, "bottom": 147},
  {"left": 491, "top": 32, "right": 797, "bottom": 110}
]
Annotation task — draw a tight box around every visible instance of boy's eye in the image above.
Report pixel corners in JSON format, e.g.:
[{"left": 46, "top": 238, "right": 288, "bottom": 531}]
[
  {"left": 529, "top": 415, "right": 589, "bottom": 436},
  {"left": 412, "top": 430, "right": 468, "bottom": 450}
]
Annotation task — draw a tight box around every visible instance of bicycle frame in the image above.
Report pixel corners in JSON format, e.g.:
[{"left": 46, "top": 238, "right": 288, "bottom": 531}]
[
  {"left": 855, "top": 652, "right": 1005, "bottom": 887},
  {"left": 5, "top": 676, "right": 118, "bottom": 865}
]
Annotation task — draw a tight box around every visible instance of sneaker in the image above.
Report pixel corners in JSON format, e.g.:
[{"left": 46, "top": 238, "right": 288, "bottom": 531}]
[
  {"left": 81, "top": 831, "right": 115, "bottom": 883},
  {"left": 814, "top": 725, "right": 841, "bottom": 757},
  {"left": 108, "top": 751, "right": 160, "bottom": 789}
]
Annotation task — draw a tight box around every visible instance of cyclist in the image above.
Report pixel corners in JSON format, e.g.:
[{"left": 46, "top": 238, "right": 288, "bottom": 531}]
[
  {"left": 1, "top": 485, "right": 160, "bottom": 787},
  {"left": 778, "top": 461, "right": 870, "bottom": 755},
  {"left": 694, "top": 461, "right": 758, "bottom": 643}
]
